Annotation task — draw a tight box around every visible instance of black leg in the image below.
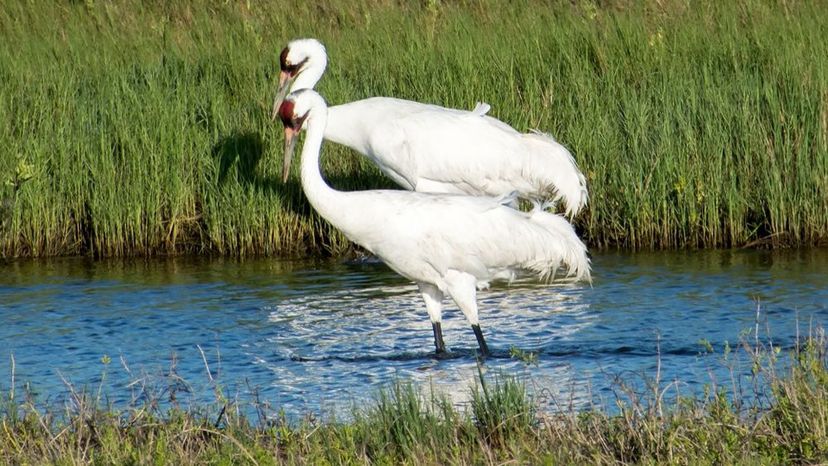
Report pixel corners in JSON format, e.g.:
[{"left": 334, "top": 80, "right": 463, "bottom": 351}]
[
  {"left": 432, "top": 322, "right": 447, "bottom": 354},
  {"left": 472, "top": 324, "right": 489, "bottom": 357}
]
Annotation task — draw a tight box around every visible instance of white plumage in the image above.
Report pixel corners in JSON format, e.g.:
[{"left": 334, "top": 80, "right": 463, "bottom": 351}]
[
  {"left": 273, "top": 38, "right": 589, "bottom": 218},
  {"left": 278, "top": 89, "right": 591, "bottom": 355}
]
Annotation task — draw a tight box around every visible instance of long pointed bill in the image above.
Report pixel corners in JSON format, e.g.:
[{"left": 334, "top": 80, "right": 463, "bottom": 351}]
[
  {"left": 282, "top": 127, "right": 298, "bottom": 183},
  {"left": 271, "top": 71, "right": 293, "bottom": 121}
]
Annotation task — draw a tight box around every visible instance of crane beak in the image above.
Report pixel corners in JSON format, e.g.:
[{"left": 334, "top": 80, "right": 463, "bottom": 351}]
[
  {"left": 271, "top": 71, "right": 293, "bottom": 121},
  {"left": 282, "top": 126, "right": 298, "bottom": 183}
]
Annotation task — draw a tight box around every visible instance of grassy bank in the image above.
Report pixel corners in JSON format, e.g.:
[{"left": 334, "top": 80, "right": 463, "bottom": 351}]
[
  {"left": 1, "top": 0, "right": 826, "bottom": 258},
  {"left": 2, "top": 331, "right": 827, "bottom": 464}
]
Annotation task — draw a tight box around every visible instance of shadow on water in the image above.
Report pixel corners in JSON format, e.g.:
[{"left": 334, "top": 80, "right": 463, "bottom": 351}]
[
  {"left": 284, "top": 341, "right": 737, "bottom": 364},
  {"left": 289, "top": 348, "right": 514, "bottom": 363}
]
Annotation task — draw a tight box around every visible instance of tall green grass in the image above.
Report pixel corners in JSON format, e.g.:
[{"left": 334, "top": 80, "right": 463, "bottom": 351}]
[{"left": 1, "top": 0, "right": 826, "bottom": 257}]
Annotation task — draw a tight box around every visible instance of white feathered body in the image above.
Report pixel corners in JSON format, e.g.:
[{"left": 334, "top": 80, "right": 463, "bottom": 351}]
[
  {"left": 324, "top": 97, "right": 589, "bottom": 217},
  {"left": 289, "top": 93, "right": 591, "bottom": 295},
  {"left": 312, "top": 188, "right": 591, "bottom": 294}
]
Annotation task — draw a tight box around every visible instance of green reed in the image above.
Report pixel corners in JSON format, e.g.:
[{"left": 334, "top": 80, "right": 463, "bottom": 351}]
[{"left": 1, "top": 0, "right": 826, "bottom": 258}]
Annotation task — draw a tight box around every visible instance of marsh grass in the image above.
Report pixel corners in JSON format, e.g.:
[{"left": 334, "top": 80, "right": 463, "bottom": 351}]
[
  {"left": 1, "top": 0, "right": 826, "bottom": 258},
  {"left": 2, "top": 327, "right": 828, "bottom": 464}
]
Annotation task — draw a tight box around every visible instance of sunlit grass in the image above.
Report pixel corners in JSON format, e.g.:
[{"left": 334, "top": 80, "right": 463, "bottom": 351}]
[{"left": 1, "top": 0, "right": 826, "bottom": 257}]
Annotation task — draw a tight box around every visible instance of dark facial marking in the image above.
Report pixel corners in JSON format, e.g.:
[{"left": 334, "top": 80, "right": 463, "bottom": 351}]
[
  {"left": 278, "top": 99, "right": 310, "bottom": 130},
  {"left": 295, "top": 110, "right": 309, "bottom": 130},
  {"left": 278, "top": 100, "right": 296, "bottom": 128},
  {"left": 279, "top": 47, "right": 290, "bottom": 70},
  {"left": 279, "top": 47, "right": 310, "bottom": 77}
]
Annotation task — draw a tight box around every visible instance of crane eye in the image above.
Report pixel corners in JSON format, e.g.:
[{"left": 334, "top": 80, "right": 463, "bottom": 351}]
[
  {"left": 279, "top": 48, "right": 309, "bottom": 77},
  {"left": 294, "top": 110, "right": 310, "bottom": 130}
]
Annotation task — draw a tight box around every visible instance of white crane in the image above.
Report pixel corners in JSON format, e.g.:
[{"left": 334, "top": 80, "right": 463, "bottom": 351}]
[
  {"left": 271, "top": 38, "right": 588, "bottom": 218},
  {"left": 277, "top": 89, "right": 591, "bottom": 356}
]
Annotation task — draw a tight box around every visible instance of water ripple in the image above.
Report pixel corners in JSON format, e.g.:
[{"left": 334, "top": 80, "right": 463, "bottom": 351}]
[{"left": 0, "top": 250, "right": 826, "bottom": 417}]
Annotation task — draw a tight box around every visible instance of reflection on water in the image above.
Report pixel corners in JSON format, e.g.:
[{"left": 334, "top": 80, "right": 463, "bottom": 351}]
[{"left": 0, "top": 250, "right": 826, "bottom": 417}]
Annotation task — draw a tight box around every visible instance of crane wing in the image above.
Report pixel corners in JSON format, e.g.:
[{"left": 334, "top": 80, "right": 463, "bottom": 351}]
[
  {"left": 335, "top": 96, "right": 587, "bottom": 215},
  {"left": 379, "top": 106, "right": 588, "bottom": 216},
  {"left": 390, "top": 109, "right": 526, "bottom": 192}
]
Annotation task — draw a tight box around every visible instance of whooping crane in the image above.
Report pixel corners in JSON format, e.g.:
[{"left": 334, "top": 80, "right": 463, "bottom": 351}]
[
  {"left": 278, "top": 89, "right": 591, "bottom": 356},
  {"left": 272, "top": 38, "right": 589, "bottom": 218}
]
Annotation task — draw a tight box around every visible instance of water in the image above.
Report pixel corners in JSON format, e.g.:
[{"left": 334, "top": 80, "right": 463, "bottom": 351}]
[{"left": 1, "top": 250, "right": 826, "bottom": 418}]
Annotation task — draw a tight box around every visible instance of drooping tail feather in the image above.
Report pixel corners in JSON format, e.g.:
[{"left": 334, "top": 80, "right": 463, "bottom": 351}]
[
  {"left": 527, "top": 210, "right": 591, "bottom": 283},
  {"left": 524, "top": 130, "right": 589, "bottom": 218}
]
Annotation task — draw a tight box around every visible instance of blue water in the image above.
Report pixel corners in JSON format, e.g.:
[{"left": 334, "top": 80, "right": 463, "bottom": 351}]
[{"left": 0, "top": 250, "right": 826, "bottom": 417}]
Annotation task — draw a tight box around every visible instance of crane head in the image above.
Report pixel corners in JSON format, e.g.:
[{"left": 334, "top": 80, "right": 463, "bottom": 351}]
[
  {"left": 277, "top": 92, "right": 311, "bottom": 183},
  {"left": 271, "top": 39, "right": 327, "bottom": 121}
]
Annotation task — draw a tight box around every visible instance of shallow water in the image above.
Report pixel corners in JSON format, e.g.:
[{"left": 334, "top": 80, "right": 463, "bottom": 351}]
[{"left": 1, "top": 250, "right": 826, "bottom": 417}]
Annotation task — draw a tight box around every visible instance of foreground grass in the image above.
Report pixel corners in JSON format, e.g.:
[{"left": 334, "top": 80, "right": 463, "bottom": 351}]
[
  {"left": 2, "top": 332, "right": 827, "bottom": 464},
  {"left": 1, "top": 0, "right": 826, "bottom": 257}
]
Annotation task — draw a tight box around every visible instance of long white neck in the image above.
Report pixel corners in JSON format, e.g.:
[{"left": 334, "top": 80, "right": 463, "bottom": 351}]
[
  {"left": 290, "top": 67, "right": 324, "bottom": 95},
  {"left": 321, "top": 104, "right": 376, "bottom": 154},
  {"left": 289, "top": 51, "right": 327, "bottom": 95},
  {"left": 299, "top": 103, "right": 357, "bottom": 233}
]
